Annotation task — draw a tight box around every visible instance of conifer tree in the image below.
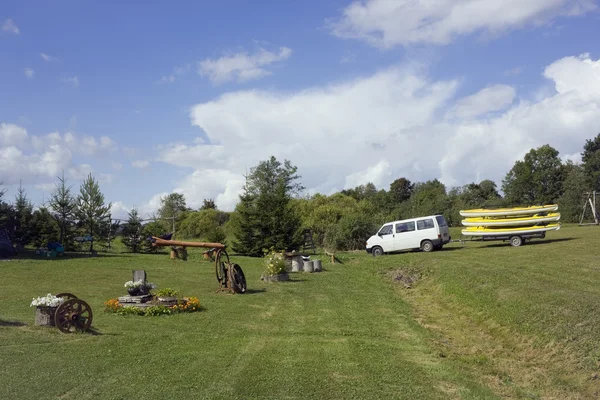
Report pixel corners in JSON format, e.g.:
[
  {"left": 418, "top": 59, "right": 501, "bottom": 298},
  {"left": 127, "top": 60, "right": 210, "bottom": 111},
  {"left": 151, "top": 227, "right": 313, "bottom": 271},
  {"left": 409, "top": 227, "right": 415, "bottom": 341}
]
[
  {"left": 122, "top": 207, "right": 143, "bottom": 252},
  {"left": 13, "top": 182, "right": 33, "bottom": 247},
  {"left": 75, "top": 174, "right": 112, "bottom": 252},
  {"left": 49, "top": 172, "right": 76, "bottom": 247},
  {"left": 233, "top": 156, "right": 303, "bottom": 256}
]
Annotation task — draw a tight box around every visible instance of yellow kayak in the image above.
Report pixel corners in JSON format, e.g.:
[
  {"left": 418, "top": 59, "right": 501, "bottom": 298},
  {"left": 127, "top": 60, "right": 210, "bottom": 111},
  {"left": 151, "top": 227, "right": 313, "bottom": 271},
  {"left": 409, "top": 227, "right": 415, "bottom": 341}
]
[
  {"left": 461, "top": 224, "right": 561, "bottom": 236},
  {"left": 461, "top": 213, "right": 560, "bottom": 227},
  {"left": 459, "top": 204, "right": 558, "bottom": 217}
]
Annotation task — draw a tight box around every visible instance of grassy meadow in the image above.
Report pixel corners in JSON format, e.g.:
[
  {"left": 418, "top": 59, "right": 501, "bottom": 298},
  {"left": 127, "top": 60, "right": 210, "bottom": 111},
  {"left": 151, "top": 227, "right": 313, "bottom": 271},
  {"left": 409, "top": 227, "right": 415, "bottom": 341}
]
[{"left": 1, "top": 224, "right": 599, "bottom": 399}]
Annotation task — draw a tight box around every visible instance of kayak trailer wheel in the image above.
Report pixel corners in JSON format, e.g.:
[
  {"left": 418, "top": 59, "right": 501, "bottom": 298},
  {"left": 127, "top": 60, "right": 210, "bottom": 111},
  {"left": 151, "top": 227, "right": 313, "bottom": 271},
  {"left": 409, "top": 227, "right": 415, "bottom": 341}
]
[{"left": 509, "top": 236, "right": 523, "bottom": 247}]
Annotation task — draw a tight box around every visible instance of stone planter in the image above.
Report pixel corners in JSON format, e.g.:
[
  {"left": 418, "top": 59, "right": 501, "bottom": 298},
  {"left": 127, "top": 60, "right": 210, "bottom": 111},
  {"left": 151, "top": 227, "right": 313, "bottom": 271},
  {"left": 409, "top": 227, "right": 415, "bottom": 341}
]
[
  {"left": 262, "top": 272, "right": 289, "bottom": 282},
  {"left": 303, "top": 261, "right": 314, "bottom": 273},
  {"left": 291, "top": 256, "right": 304, "bottom": 272},
  {"left": 157, "top": 296, "right": 178, "bottom": 306},
  {"left": 34, "top": 306, "right": 57, "bottom": 327},
  {"left": 313, "top": 259, "right": 322, "bottom": 272}
]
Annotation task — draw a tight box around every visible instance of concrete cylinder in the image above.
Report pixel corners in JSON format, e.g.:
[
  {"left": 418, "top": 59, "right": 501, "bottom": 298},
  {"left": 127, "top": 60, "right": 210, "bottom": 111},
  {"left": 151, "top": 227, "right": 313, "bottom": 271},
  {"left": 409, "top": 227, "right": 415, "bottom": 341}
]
[
  {"left": 313, "top": 259, "right": 322, "bottom": 272},
  {"left": 304, "top": 260, "right": 314, "bottom": 273},
  {"left": 292, "top": 256, "right": 303, "bottom": 272}
]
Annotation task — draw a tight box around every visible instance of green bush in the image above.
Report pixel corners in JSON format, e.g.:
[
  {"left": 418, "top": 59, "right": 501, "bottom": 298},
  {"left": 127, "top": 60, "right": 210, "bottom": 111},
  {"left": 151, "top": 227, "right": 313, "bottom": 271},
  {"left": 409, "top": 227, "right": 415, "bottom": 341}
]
[
  {"left": 156, "top": 288, "right": 179, "bottom": 297},
  {"left": 263, "top": 250, "right": 287, "bottom": 276}
]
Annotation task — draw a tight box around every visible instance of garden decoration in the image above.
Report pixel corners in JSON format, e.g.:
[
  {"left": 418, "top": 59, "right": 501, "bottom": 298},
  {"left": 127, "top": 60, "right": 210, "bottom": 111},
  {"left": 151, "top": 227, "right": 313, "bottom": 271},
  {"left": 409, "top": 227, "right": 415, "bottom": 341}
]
[
  {"left": 31, "top": 292, "right": 93, "bottom": 333},
  {"left": 150, "top": 237, "right": 247, "bottom": 294},
  {"left": 118, "top": 270, "right": 155, "bottom": 306}
]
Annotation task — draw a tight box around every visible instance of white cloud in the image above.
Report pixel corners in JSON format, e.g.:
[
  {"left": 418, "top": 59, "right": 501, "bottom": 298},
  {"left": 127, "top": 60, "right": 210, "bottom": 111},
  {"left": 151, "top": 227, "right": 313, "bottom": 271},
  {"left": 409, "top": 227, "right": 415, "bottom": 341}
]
[
  {"left": 329, "top": 0, "right": 598, "bottom": 48},
  {"left": 344, "top": 160, "right": 392, "bottom": 189},
  {"left": 446, "top": 84, "right": 516, "bottom": 119},
  {"left": 40, "top": 53, "right": 55, "bottom": 62},
  {"left": 132, "top": 160, "right": 151, "bottom": 169},
  {"left": 562, "top": 152, "right": 582, "bottom": 164},
  {"left": 112, "top": 162, "right": 123, "bottom": 171},
  {"left": 158, "top": 64, "right": 191, "bottom": 84},
  {"left": 110, "top": 202, "right": 131, "bottom": 220},
  {"left": 0, "top": 123, "right": 28, "bottom": 146},
  {"left": 0, "top": 125, "right": 117, "bottom": 186},
  {"left": 544, "top": 52, "right": 600, "bottom": 97},
  {"left": 139, "top": 192, "right": 169, "bottom": 218},
  {"left": 198, "top": 46, "right": 292, "bottom": 84},
  {"left": 24, "top": 68, "right": 34, "bottom": 79},
  {"left": 30, "top": 132, "right": 115, "bottom": 156},
  {"left": 99, "top": 173, "right": 114, "bottom": 184},
  {"left": 61, "top": 76, "right": 79, "bottom": 87},
  {"left": 145, "top": 53, "right": 600, "bottom": 209},
  {"left": 2, "top": 18, "right": 19, "bottom": 35},
  {"left": 174, "top": 169, "right": 245, "bottom": 211}
]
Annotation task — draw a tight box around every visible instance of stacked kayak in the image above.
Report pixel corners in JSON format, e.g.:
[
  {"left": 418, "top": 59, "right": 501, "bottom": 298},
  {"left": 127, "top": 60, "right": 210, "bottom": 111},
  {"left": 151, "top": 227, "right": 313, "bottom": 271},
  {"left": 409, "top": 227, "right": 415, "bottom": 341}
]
[{"left": 460, "top": 205, "right": 561, "bottom": 236}]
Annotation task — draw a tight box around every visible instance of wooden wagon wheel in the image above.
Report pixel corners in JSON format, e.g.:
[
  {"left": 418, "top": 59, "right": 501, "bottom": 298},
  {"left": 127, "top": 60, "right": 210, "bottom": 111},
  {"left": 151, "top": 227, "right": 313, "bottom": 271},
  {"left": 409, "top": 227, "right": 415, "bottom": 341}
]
[
  {"left": 230, "top": 263, "right": 247, "bottom": 294},
  {"left": 55, "top": 292, "right": 78, "bottom": 300},
  {"left": 55, "top": 298, "right": 93, "bottom": 333},
  {"left": 214, "top": 248, "right": 230, "bottom": 288}
]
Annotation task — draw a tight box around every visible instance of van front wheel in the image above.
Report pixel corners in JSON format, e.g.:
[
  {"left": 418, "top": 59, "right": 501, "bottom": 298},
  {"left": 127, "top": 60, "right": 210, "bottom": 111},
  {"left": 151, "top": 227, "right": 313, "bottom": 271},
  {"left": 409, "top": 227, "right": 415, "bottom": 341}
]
[
  {"left": 372, "top": 246, "right": 384, "bottom": 257},
  {"left": 421, "top": 240, "right": 434, "bottom": 252}
]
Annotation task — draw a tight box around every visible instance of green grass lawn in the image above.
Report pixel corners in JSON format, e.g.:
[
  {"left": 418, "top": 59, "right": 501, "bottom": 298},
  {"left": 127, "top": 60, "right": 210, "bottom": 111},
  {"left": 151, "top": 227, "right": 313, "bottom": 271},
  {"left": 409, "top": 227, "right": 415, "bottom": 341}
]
[{"left": 1, "top": 225, "right": 599, "bottom": 399}]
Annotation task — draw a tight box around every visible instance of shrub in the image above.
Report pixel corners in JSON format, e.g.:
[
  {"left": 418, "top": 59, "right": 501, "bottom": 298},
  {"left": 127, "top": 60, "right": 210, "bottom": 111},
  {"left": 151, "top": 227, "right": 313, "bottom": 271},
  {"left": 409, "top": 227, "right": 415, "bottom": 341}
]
[
  {"left": 156, "top": 288, "right": 179, "bottom": 297},
  {"left": 263, "top": 250, "right": 287, "bottom": 276}
]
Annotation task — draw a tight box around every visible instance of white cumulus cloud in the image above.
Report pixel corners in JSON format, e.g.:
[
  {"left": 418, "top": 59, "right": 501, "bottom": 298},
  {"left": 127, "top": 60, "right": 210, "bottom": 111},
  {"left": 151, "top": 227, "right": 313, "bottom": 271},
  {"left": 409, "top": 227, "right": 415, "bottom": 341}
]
[
  {"left": 24, "top": 68, "right": 34, "bottom": 79},
  {"left": 447, "top": 84, "right": 516, "bottom": 119},
  {"left": 198, "top": 46, "right": 292, "bottom": 84},
  {"left": 145, "top": 53, "right": 600, "bottom": 210},
  {"left": 329, "top": 0, "right": 598, "bottom": 48},
  {"left": 2, "top": 18, "right": 19, "bottom": 34}
]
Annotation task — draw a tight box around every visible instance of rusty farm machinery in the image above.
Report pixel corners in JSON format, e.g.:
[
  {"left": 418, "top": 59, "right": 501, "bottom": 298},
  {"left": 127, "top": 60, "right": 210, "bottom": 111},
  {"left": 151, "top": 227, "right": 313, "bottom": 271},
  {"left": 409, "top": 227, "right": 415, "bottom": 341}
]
[{"left": 150, "top": 237, "right": 247, "bottom": 294}]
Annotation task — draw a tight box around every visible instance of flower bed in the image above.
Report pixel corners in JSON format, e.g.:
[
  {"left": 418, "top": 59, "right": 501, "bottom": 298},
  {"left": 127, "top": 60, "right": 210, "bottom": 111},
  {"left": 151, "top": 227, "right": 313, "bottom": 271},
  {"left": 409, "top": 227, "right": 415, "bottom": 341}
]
[{"left": 104, "top": 296, "right": 201, "bottom": 317}]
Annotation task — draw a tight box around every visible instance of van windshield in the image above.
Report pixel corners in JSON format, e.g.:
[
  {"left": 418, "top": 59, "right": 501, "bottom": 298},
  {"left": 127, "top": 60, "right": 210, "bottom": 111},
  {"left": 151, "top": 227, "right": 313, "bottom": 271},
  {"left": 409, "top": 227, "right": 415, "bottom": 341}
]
[{"left": 435, "top": 215, "right": 448, "bottom": 227}]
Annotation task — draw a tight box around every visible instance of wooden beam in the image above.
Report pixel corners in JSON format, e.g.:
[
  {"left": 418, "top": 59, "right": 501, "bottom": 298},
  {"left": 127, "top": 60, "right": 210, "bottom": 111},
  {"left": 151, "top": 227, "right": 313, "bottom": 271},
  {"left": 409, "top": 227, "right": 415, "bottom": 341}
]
[{"left": 151, "top": 237, "right": 225, "bottom": 249}]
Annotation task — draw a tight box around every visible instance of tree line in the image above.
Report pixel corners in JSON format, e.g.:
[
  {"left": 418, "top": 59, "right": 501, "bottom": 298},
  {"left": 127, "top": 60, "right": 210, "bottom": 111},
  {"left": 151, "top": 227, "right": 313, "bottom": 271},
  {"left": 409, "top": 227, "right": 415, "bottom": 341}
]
[{"left": 1, "top": 134, "right": 599, "bottom": 256}]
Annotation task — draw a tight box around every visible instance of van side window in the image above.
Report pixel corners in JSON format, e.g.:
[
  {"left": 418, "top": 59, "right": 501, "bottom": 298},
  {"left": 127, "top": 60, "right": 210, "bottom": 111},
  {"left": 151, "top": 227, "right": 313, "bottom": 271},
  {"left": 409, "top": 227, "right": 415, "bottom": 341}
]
[
  {"left": 417, "top": 219, "right": 435, "bottom": 230},
  {"left": 379, "top": 225, "right": 393, "bottom": 235},
  {"left": 396, "top": 221, "right": 415, "bottom": 233}
]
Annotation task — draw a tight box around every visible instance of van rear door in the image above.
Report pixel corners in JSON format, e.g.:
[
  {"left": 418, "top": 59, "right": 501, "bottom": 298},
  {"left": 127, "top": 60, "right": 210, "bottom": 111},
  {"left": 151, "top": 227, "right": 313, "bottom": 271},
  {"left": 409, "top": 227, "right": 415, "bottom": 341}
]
[{"left": 435, "top": 215, "right": 450, "bottom": 243}]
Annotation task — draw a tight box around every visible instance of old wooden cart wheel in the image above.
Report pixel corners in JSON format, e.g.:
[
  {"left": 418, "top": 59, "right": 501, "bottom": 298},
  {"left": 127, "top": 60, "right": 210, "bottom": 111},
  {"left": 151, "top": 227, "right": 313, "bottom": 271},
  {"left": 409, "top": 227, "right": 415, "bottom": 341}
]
[
  {"left": 215, "top": 248, "right": 231, "bottom": 288},
  {"left": 230, "top": 264, "right": 247, "bottom": 294},
  {"left": 55, "top": 292, "right": 78, "bottom": 300},
  {"left": 55, "top": 298, "right": 93, "bottom": 333}
]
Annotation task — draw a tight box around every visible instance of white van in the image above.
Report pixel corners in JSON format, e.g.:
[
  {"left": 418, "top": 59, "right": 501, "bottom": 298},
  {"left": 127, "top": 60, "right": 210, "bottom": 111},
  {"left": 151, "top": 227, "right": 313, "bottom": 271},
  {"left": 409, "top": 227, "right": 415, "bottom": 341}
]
[{"left": 366, "top": 215, "right": 450, "bottom": 256}]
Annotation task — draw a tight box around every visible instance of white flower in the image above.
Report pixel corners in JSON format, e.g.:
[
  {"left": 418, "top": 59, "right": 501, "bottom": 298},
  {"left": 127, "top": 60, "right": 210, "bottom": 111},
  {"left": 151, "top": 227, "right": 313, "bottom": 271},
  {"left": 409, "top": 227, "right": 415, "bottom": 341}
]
[
  {"left": 30, "top": 293, "right": 66, "bottom": 307},
  {"left": 124, "top": 280, "right": 144, "bottom": 288}
]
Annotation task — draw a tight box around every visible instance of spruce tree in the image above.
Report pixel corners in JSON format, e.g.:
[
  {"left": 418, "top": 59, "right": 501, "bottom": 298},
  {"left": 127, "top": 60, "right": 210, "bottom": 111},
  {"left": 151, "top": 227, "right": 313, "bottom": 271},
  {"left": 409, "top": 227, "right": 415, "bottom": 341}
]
[
  {"left": 122, "top": 207, "right": 143, "bottom": 252},
  {"left": 30, "top": 207, "right": 61, "bottom": 248},
  {"left": 49, "top": 172, "right": 76, "bottom": 247},
  {"left": 232, "top": 156, "right": 303, "bottom": 256},
  {"left": 13, "top": 182, "right": 33, "bottom": 247},
  {"left": 75, "top": 174, "right": 112, "bottom": 252}
]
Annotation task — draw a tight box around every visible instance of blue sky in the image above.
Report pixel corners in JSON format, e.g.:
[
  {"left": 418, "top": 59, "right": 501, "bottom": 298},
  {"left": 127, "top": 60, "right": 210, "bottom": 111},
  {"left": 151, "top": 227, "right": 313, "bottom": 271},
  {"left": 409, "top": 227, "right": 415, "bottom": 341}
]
[{"left": 1, "top": 0, "right": 600, "bottom": 218}]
